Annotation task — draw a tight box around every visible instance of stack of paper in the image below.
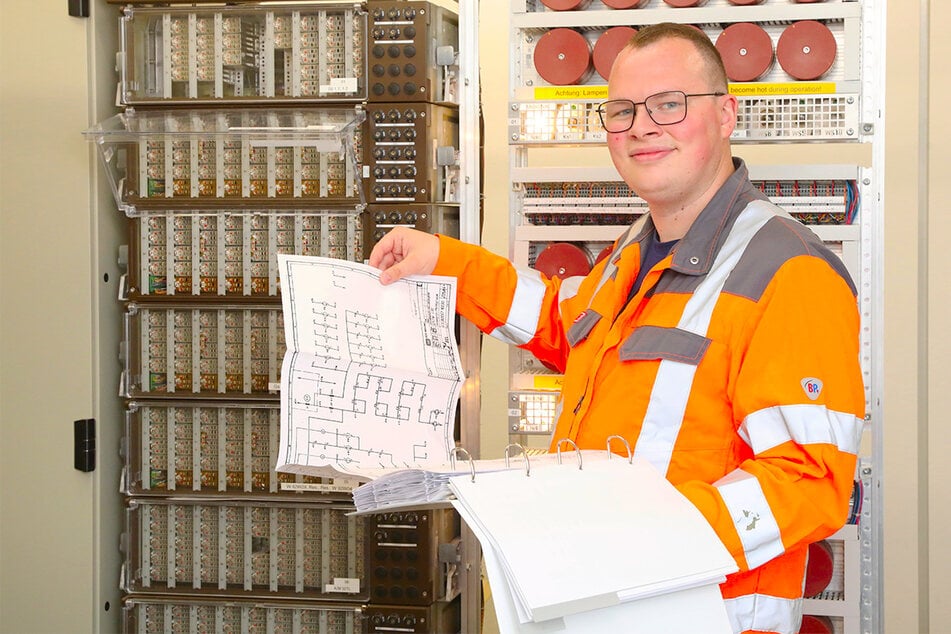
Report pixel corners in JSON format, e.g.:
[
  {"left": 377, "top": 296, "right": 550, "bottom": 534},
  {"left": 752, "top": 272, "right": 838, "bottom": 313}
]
[
  {"left": 351, "top": 467, "right": 452, "bottom": 511},
  {"left": 449, "top": 458, "right": 738, "bottom": 633}
]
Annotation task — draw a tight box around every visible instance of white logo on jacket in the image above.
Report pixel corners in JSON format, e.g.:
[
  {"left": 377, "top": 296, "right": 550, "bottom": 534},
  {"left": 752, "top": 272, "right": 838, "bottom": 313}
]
[{"left": 801, "top": 377, "right": 823, "bottom": 401}]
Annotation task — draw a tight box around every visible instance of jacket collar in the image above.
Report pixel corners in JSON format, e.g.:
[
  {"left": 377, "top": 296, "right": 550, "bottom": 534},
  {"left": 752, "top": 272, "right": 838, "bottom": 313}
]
[{"left": 661, "top": 157, "right": 767, "bottom": 276}]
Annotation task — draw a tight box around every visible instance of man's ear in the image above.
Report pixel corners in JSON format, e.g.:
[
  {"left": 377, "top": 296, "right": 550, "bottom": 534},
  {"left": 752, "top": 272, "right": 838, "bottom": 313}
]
[{"left": 719, "top": 93, "right": 739, "bottom": 139}]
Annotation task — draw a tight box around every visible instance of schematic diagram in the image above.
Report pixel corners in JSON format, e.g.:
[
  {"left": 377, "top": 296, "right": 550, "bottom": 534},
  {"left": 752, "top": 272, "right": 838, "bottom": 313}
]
[{"left": 275, "top": 254, "right": 464, "bottom": 480}]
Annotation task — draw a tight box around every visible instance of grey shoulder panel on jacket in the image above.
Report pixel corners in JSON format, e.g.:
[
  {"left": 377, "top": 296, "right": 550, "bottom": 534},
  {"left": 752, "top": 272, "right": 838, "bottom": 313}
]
[{"left": 723, "top": 215, "right": 857, "bottom": 301}]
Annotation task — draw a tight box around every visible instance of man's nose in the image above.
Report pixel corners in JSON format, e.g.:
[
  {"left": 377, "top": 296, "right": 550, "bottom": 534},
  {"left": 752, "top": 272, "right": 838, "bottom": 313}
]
[{"left": 628, "top": 104, "right": 659, "bottom": 135}]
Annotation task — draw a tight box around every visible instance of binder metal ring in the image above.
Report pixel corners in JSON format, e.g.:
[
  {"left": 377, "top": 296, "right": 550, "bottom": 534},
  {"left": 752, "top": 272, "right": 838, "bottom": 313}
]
[
  {"left": 556, "top": 438, "right": 583, "bottom": 470},
  {"left": 450, "top": 446, "right": 476, "bottom": 483},
  {"left": 504, "top": 443, "right": 531, "bottom": 477},
  {"left": 606, "top": 435, "right": 633, "bottom": 463}
]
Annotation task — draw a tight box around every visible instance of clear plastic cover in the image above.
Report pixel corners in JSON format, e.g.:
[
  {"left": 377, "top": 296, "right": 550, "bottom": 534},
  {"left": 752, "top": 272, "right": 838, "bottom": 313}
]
[
  {"left": 127, "top": 209, "right": 363, "bottom": 298},
  {"left": 123, "top": 400, "right": 355, "bottom": 497},
  {"left": 122, "top": 498, "right": 368, "bottom": 600},
  {"left": 84, "top": 107, "right": 365, "bottom": 214},
  {"left": 121, "top": 596, "right": 364, "bottom": 634},
  {"left": 121, "top": 303, "right": 285, "bottom": 399},
  {"left": 118, "top": 3, "right": 368, "bottom": 104}
]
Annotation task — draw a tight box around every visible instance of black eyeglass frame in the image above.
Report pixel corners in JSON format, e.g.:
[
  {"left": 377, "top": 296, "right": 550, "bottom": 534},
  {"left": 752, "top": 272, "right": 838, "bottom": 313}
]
[{"left": 596, "top": 91, "right": 727, "bottom": 132}]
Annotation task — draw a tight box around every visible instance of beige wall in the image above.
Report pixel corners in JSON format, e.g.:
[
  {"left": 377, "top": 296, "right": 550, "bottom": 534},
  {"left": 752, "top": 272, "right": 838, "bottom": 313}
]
[
  {"left": 882, "top": 1, "right": 924, "bottom": 629},
  {"left": 924, "top": 0, "right": 951, "bottom": 624},
  {"left": 479, "top": 0, "right": 949, "bottom": 630}
]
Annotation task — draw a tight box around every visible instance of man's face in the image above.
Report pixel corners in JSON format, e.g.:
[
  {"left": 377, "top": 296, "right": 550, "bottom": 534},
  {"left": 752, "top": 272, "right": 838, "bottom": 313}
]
[{"left": 605, "top": 38, "right": 737, "bottom": 210}]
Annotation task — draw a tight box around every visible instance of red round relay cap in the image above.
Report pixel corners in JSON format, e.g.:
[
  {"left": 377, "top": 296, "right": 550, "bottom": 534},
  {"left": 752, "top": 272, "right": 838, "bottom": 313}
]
[
  {"left": 803, "top": 539, "right": 835, "bottom": 598},
  {"left": 799, "top": 614, "right": 834, "bottom": 634},
  {"left": 533, "top": 243, "right": 592, "bottom": 279},
  {"left": 776, "top": 20, "right": 837, "bottom": 80},
  {"left": 533, "top": 28, "right": 592, "bottom": 86},
  {"left": 716, "top": 22, "right": 774, "bottom": 82},
  {"left": 593, "top": 27, "right": 638, "bottom": 81},
  {"left": 540, "top": 0, "right": 590, "bottom": 10}
]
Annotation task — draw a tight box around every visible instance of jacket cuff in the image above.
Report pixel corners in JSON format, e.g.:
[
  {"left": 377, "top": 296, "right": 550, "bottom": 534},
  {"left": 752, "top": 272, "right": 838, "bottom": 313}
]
[{"left": 432, "top": 234, "right": 478, "bottom": 277}]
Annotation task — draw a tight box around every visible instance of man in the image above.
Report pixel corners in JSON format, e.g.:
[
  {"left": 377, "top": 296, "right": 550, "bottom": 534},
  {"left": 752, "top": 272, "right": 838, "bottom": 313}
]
[{"left": 369, "top": 23, "right": 865, "bottom": 634}]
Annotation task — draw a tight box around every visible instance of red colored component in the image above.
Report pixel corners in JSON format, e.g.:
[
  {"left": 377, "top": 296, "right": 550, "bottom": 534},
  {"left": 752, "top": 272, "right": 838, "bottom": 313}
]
[
  {"left": 799, "top": 614, "right": 834, "bottom": 634},
  {"left": 533, "top": 243, "right": 592, "bottom": 279},
  {"left": 727, "top": 0, "right": 763, "bottom": 4},
  {"left": 533, "top": 29, "right": 592, "bottom": 86},
  {"left": 663, "top": 0, "right": 704, "bottom": 6},
  {"left": 716, "top": 23, "right": 774, "bottom": 82},
  {"left": 776, "top": 21, "right": 837, "bottom": 80},
  {"left": 594, "top": 245, "right": 614, "bottom": 266},
  {"left": 602, "top": 0, "right": 647, "bottom": 7},
  {"left": 593, "top": 27, "right": 638, "bottom": 81},
  {"left": 803, "top": 539, "right": 835, "bottom": 598},
  {"left": 540, "top": 0, "right": 590, "bottom": 9}
]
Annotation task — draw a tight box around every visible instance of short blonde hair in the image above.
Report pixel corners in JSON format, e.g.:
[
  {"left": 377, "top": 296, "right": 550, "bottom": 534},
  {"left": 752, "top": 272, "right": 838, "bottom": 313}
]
[{"left": 625, "top": 23, "right": 728, "bottom": 92}]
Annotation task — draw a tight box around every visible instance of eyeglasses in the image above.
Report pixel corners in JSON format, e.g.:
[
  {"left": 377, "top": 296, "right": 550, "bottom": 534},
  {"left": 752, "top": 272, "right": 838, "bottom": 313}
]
[{"left": 596, "top": 91, "right": 726, "bottom": 132}]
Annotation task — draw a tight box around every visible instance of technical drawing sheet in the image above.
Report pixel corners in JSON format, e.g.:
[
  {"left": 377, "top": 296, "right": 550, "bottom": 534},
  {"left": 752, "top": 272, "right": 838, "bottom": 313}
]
[{"left": 275, "top": 254, "right": 465, "bottom": 481}]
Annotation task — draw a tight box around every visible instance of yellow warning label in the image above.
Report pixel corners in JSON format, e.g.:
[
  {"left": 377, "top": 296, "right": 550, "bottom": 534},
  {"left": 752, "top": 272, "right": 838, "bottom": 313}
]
[
  {"left": 530, "top": 83, "right": 835, "bottom": 100},
  {"left": 728, "top": 82, "right": 837, "bottom": 96},
  {"left": 533, "top": 375, "right": 565, "bottom": 390},
  {"left": 533, "top": 86, "right": 608, "bottom": 101}
]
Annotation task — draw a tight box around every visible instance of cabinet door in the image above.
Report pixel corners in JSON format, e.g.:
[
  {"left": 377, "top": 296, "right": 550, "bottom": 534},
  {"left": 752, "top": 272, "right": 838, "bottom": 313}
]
[{"left": 0, "top": 2, "right": 122, "bottom": 632}]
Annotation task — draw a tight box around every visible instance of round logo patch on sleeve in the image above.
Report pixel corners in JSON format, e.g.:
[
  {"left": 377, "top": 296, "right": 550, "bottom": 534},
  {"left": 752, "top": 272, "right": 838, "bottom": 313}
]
[{"left": 801, "top": 377, "right": 823, "bottom": 401}]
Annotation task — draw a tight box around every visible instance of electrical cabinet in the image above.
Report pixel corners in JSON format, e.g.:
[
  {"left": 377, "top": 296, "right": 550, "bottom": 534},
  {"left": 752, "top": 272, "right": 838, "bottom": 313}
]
[{"left": 84, "top": 1, "right": 481, "bottom": 632}]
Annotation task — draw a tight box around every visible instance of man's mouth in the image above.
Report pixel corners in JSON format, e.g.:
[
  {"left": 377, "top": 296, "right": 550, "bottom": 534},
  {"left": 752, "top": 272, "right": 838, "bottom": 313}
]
[{"left": 631, "top": 147, "right": 672, "bottom": 161}]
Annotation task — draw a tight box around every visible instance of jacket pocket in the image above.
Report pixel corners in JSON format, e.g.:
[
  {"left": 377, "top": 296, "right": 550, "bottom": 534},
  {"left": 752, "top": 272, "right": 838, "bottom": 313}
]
[
  {"left": 619, "top": 325, "right": 711, "bottom": 365},
  {"left": 566, "top": 309, "right": 603, "bottom": 347}
]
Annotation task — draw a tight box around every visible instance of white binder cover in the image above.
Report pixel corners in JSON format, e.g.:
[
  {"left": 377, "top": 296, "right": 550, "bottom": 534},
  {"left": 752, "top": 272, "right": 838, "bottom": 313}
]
[
  {"left": 475, "top": 519, "right": 733, "bottom": 634},
  {"left": 449, "top": 457, "right": 738, "bottom": 625}
]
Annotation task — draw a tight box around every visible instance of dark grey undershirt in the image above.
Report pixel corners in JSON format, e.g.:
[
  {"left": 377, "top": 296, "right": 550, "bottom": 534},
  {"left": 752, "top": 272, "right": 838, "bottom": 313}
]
[{"left": 626, "top": 231, "right": 679, "bottom": 304}]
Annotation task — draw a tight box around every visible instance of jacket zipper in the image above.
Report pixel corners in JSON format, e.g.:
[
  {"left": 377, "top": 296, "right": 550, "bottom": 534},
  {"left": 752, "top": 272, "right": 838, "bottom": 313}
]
[{"left": 573, "top": 391, "right": 585, "bottom": 415}]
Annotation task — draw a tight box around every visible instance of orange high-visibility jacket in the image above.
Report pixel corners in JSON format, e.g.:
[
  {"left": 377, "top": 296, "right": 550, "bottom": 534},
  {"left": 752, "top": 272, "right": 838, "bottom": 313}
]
[{"left": 432, "top": 159, "right": 865, "bottom": 634}]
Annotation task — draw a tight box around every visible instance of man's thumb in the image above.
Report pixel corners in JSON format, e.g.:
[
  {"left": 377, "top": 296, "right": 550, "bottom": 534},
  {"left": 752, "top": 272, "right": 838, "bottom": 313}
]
[{"left": 379, "top": 265, "right": 400, "bottom": 285}]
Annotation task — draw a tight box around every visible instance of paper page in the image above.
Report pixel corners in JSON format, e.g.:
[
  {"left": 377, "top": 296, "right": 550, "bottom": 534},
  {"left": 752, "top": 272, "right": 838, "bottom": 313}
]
[
  {"left": 456, "top": 498, "right": 733, "bottom": 634},
  {"left": 449, "top": 458, "right": 738, "bottom": 623},
  {"left": 275, "top": 254, "right": 464, "bottom": 480}
]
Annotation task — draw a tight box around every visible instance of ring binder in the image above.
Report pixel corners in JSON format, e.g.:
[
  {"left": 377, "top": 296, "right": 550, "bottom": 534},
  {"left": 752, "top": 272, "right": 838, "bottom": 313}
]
[
  {"left": 450, "top": 446, "right": 476, "bottom": 483},
  {"left": 504, "top": 443, "right": 531, "bottom": 477},
  {"left": 352, "top": 448, "right": 627, "bottom": 513},
  {"left": 556, "top": 438, "right": 583, "bottom": 470},
  {"left": 606, "top": 435, "right": 634, "bottom": 463},
  {"left": 446, "top": 453, "right": 739, "bottom": 630}
]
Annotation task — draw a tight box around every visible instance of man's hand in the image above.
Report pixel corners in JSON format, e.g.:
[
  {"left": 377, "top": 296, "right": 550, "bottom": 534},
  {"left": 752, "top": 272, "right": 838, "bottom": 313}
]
[{"left": 368, "top": 227, "right": 440, "bottom": 285}]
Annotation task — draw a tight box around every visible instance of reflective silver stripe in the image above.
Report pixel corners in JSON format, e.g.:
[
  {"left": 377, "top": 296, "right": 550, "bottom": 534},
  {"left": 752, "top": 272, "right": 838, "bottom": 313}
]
[
  {"left": 739, "top": 404, "right": 864, "bottom": 456},
  {"left": 630, "top": 361, "right": 695, "bottom": 471},
  {"left": 487, "top": 267, "right": 547, "bottom": 345},
  {"left": 557, "top": 276, "right": 585, "bottom": 309},
  {"left": 588, "top": 215, "right": 648, "bottom": 302},
  {"left": 723, "top": 593, "right": 802, "bottom": 634},
  {"left": 715, "top": 469, "right": 784, "bottom": 570},
  {"left": 635, "top": 201, "right": 777, "bottom": 474}
]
